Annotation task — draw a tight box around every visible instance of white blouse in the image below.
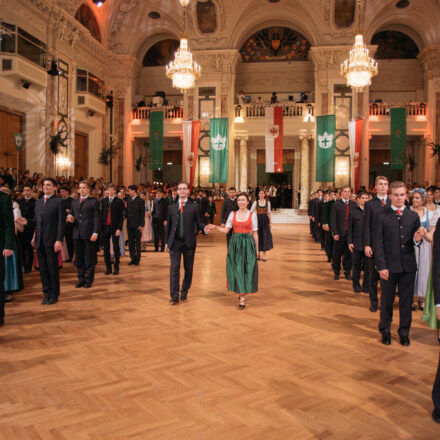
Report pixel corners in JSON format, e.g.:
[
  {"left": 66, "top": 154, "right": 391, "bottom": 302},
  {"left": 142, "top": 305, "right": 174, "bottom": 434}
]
[
  {"left": 250, "top": 200, "right": 271, "bottom": 213},
  {"left": 225, "top": 210, "right": 258, "bottom": 231},
  {"left": 429, "top": 207, "right": 440, "bottom": 228}
]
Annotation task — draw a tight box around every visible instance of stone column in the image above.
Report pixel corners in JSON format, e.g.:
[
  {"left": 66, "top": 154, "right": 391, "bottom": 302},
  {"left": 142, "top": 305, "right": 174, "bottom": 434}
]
[
  {"left": 299, "top": 135, "right": 310, "bottom": 211},
  {"left": 239, "top": 136, "right": 248, "bottom": 192}
]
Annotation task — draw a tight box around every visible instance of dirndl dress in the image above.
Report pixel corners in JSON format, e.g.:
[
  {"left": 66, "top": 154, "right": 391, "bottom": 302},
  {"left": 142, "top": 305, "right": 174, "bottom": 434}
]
[
  {"left": 226, "top": 211, "right": 258, "bottom": 294},
  {"left": 422, "top": 265, "right": 440, "bottom": 330},
  {"left": 253, "top": 201, "right": 273, "bottom": 252}
]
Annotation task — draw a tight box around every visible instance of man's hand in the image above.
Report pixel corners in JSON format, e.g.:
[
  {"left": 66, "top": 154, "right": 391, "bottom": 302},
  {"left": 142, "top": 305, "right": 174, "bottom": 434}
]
[
  {"left": 66, "top": 214, "right": 74, "bottom": 223},
  {"left": 2, "top": 249, "right": 13, "bottom": 257},
  {"left": 15, "top": 217, "right": 27, "bottom": 226},
  {"left": 414, "top": 226, "right": 427, "bottom": 242},
  {"left": 163, "top": 221, "right": 167, "bottom": 226},
  {"left": 204, "top": 224, "right": 212, "bottom": 234},
  {"left": 165, "top": 245, "right": 170, "bottom": 253},
  {"left": 138, "top": 226, "right": 143, "bottom": 232},
  {"left": 348, "top": 244, "right": 354, "bottom": 253},
  {"left": 436, "top": 307, "right": 440, "bottom": 321},
  {"left": 364, "top": 246, "right": 373, "bottom": 258},
  {"left": 54, "top": 241, "right": 62, "bottom": 252},
  {"left": 379, "top": 269, "right": 389, "bottom": 280},
  {"left": 31, "top": 236, "right": 35, "bottom": 248},
  {"left": 221, "top": 224, "right": 225, "bottom": 228},
  {"left": 90, "top": 233, "right": 98, "bottom": 242},
  {"left": 115, "top": 229, "right": 121, "bottom": 237},
  {"left": 333, "top": 234, "right": 339, "bottom": 241}
]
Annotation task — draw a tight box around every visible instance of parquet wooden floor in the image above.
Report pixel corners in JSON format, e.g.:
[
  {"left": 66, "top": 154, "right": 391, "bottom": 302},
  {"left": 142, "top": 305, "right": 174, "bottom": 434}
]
[{"left": 1, "top": 225, "right": 439, "bottom": 439}]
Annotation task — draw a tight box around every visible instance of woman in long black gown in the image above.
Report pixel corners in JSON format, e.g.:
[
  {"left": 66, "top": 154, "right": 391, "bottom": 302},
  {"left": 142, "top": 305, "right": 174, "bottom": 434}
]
[{"left": 250, "top": 190, "right": 273, "bottom": 262}]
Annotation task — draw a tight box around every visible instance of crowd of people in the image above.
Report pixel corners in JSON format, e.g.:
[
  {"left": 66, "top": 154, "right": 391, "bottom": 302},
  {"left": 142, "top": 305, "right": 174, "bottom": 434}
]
[{"left": 308, "top": 176, "right": 440, "bottom": 424}]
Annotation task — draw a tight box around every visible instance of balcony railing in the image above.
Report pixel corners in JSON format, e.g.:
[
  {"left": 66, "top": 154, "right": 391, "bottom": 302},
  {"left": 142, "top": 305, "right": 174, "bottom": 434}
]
[
  {"left": 235, "top": 103, "right": 314, "bottom": 119},
  {"left": 369, "top": 102, "right": 427, "bottom": 116},
  {"left": 132, "top": 106, "right": 183, "bottom": 120}
]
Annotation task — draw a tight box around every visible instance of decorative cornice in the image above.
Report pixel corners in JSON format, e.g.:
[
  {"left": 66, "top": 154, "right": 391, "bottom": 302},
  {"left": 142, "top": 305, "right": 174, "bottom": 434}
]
[{"left": 418, "top": 45, "right": 440, "bottom": 80}]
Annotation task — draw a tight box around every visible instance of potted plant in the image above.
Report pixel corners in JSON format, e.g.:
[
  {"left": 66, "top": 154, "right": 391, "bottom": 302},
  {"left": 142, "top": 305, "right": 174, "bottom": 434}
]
[
  {"left": 405, "top": 153, "right": 417, "bottom": 187},
  {"left": 98, "top": 141, "right": 120, "bottom": 179}
]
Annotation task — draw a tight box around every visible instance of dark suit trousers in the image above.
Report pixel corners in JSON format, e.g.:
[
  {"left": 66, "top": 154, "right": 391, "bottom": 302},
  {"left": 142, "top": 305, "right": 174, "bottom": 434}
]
[
  {"left": 0, "top": 256, "right": 5, "bottom": 319},
  {"left": 169, "top": 240, "right": 195, "bottom": 300},
  {"left": 367, "top": 256, "right": 380, "bottom": 305},
  {"left": 352, "top": 250, "right": 369, "bottom": 290},
  {"left": 433, "top": 353, "right": 440, "bottom": 411},
  {"left": 127, "top": 227, "right": 141, "bottom": 262},
  {"left": 103, "top": 226, "right": 120, "bottom": 268},
  {"left": 37, "top": 245, "right": 60, "bottom": 299},
  {"left": 325, "top": 230, "right": 333, "bottom": 260},
  {"left": 19, "top": 228, "right": 34, "bottom": 272},
  {"left": 320, "top": 225, "right": 326, "bottom": 249},
  {"left": 378, "top": 271, "right": 415, "bottom": 337},
  {"left": 309, "top": 219, "right": 313, "bottom": 235},
  {"left": 152, "top": 218, "right": 165, "bottom": 250},
  {"left": 270, "top": 196, "right": 277, "bottom": 210},
  {"left": 74, "top": 239, "right": 97, "bottom": 283},
  {"left": 65, "top": 223, "right": 74, "bottom": 260},
  {"left": 331, "top": 236, "right": 351, "bottom": 274}
]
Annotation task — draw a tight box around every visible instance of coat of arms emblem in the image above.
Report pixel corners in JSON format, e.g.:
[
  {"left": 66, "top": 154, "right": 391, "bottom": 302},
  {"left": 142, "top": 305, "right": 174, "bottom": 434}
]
[
  {"left": 318, "top": 132, "right": 334, "bottom": 149},
  {"left": 267, "top": 125, "right": 279, "bottom": 139},
  {"left": 211, "top": 134, "right": 227, "bottom": 151}
]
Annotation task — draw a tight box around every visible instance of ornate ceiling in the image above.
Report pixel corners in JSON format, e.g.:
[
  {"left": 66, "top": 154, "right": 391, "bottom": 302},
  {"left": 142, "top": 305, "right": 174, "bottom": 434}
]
[{"left": 57, "top": 0, "right": 440, "bottom": 61}]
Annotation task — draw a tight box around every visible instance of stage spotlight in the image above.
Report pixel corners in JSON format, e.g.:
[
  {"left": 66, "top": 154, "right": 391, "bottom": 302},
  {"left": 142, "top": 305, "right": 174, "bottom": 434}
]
[
  {"left": 21, "top": 80, "right": 31, "bottom": 89},
  {"left": 47, "top": 60, "right": 60, "bottom": 76}
]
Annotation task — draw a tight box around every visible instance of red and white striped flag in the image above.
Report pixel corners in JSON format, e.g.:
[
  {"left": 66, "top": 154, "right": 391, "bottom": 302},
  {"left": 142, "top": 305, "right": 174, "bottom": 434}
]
[
  {"left": 349, "top": 118, "right": 363, "bottom": 192},
  {"left": 182, "top": 120, "right": 201, "bottom": 188},
  {"left": 265, "top": 106, "right": 283, "bottom": 172}
]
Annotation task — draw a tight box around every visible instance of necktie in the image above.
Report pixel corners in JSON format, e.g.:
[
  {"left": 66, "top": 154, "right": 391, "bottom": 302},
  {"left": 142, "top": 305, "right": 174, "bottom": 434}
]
[
  {"left": 381, "top": 198, "right": 385, "bottom": 206},
  {"left": 180, "top": 201, "right": 184, "bottom": 213},
  {"left": 345, "top": 201, "right": 349, "bottom": 229},
  {"left": 80, "top": 197, "right": 84, "bottom": 203},
  {"left": 43, "top": 197, "right": 47, "bottom": 204},
  {"left": 106, "top": 199, "right": 112, "bottom": 226},
  {"left": 397, "top": 209, "right": 402, "bottom": 216},
  {"left": 178, "top": 202, "right": 185, "bottom": 240}
]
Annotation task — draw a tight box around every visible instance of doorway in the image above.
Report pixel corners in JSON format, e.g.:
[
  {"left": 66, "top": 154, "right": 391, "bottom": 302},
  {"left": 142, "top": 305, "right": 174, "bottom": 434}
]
[
  {"left": 0, "top": 109, "right": 23, "bottom": 169},
  {"left": 75, "top": 131, "right": 88, "bottom": 179},
  {"left": 267, "top": 172, "right": 291, "bottom": 186}
]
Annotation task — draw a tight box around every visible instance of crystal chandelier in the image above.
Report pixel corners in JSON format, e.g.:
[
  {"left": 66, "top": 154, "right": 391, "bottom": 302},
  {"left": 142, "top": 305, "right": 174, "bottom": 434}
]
[
  {"left": 166, "top": 1, "right": 200, "bottom": 91},
  {"left": 341, "top": 34, "right": 378, "bottom": 89}
]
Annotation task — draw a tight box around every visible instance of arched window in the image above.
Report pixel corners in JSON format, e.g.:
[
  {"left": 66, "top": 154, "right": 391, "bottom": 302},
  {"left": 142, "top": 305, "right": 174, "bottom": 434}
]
[
  {"left": 240, "top": 27, "right": 311, "bottom": 63},
  {"left": 142, "top": 39, "right": 180, "bottom": 67},
  {"left": 75, "top": 4, "right": 101, "bottom": 42},
  {"left": 371, "top": 31, "right": 419, "bottom": 59}
]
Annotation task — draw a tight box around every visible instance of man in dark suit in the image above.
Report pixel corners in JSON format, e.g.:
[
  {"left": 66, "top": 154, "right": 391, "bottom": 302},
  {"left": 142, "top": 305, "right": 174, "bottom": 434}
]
[
  {"left": 308, "top": 193, "right": 316, "bottom": 235},
  {"left": 126, "top": 184, "right": 145, "bottom": 265},
  {"left": 152, "top": 189, "right": 168, "bottom": 252},
  {"left": 311, "top": 190, "right": 323, "bottom": 243},
  {"left": 167, "top": 187, "right": 178, "bottom": 205},
  {"left": 432, "top": 217, "right": 440, "bottom": 423},
  {"left": 32, "top": 178, "right": 65, "bottom": 304},
  {"left": 220, "top": 187, "right": 238, "bottom": 247},
  {"left": 17, "top": 185, "right": 36, "bottom": 273},
  {"left": 59, "top": 186, "right": 74, "bottom": 262},
  {"left": 347, "top": 191, "right": 370, "bottom": 293},
  {"left": 67, "top": 180, "right": 100, "bottom": 288},
  {"left": 372, "top": 181, "right": 426, "bottom": 346},
  {"left": 318, "top": 193, "right": 327, "bottom": 251},
  {"left": 100, "top": 184, "right": 124, "bottom": 275},
  {"left": 0, "top": 189, "right": 15, "bottom": 326},
  {"left": 363, "top": 176, "right": 391, "bottom": 312},
  {"left": 197, "top": 190, "right": 210, "bottom": 235},
  {"left": 322, "top": 191, "right": 336, "bottom": 263},
  {"left": 165, "top": 181, "right": 210, "bottom": 304},
  {"left": 330, "top": 186, "right": 356, "bottom": 280}
]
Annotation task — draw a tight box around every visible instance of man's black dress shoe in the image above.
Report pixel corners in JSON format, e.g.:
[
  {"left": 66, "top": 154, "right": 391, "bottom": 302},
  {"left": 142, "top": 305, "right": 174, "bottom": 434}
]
[
  {"left": 41, "top": 297, "right": 49, "bottom": 304},
  {"left": 75, "top": 281, "right": 85, "bottom": 288},
  {"left": 128, "top": 260, "right": 135, "bottom": 265},
  {"left": 105, "top": 268, "right": 112, "bottom": 275},
  {"left": 400, "top": 335, "right": 410, "bottom": 346},
  {"left": 0, "top": 316, "right": 4, "bottom": 327},
  {"left": 432, "top": 408, "right": 440, "bottom": 424},
  {"left": 170, "top": 299, "right": 179, "bottom": 305},
  {"left": 134, "top": 261, "right": 140, "bottom": 266},
  {"left": 47, "top": 297, "right": 58, "bottom": 305},
  {"left": 369, "top": 303, "right": 378, "bottom": 312},
  {"left": 353, "top": 286, "right": 361, "bottom": 293},
  {"left": 327, "top": 257, "right": 332, "bottom": 263},
  {"left": 334, "top": 273, "right": 340, "bottom": 280},
  {"left": 381, "top": 333, "right": 391, "bottom": 345},
  {"left": 113, "top": 268, "right": 119, "bottom": 275},
  {"left": 344, "top": 273, "right": 352, "bottom": 281},
  {"left": 180, "top": 295, "right": 187, "bottom": 302},
  {"left": 83, "top": 283, "right": 92, "bottom": 289}
]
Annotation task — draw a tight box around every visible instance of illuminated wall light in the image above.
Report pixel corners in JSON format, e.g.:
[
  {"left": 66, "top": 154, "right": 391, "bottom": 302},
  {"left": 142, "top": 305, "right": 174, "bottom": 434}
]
[
  {"left": 383, "top": 162, "right": 390, "bottom": 165},
  {"left": 166, "top": 162, "right": 173, "bottom": 165},
  {"left": 234, "top": 116, "right": 244, "bottom": 123},
  {"left": 172, "top": 118, "right": 183, "bottom": 124}
]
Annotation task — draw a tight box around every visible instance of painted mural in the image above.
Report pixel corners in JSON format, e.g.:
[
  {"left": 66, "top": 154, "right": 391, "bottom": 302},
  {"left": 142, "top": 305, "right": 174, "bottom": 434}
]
[
  {"left": 372, "top": 31, "right": 419, "bottom": 59},
  {"left": 334, "top": 0, "right": 356, "bottom": 28},
  {"left": 240, "top": 27, "right": 310, "bottom": 63},
  {"left": 196, "top": 0, "right": 217, "bottom": 34},
  {"left": 142, "top": 39, "right": 180, "bottom": 67},
  {"left": 75, "top": 4, "right": 101, "bottom": 42}
]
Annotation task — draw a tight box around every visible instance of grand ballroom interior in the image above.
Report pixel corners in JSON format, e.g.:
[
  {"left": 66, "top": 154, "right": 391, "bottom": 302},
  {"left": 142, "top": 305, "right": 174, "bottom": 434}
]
[{"left": 1, "top": 0, "right": 440, "bottom": 438}]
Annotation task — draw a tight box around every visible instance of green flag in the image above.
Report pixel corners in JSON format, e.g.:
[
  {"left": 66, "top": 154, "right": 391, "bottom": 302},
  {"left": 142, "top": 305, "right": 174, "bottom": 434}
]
[
  {"left": 209, "top": 118, "right": 228, "bottom": 183},
  {"left": 390, "top": 108, "right": 406, "bottom": 170},
  {"left": 316, "top": 115, "right": 335, "bottom": 182},
  {"left": 149, "top": 111, "right": 163, "bottom": 170}
]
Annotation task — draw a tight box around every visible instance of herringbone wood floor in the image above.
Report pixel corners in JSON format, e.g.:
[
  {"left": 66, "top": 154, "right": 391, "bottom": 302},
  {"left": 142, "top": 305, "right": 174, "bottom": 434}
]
[{"left": 0, "top": 225, "right": 439, "bottom": 439}]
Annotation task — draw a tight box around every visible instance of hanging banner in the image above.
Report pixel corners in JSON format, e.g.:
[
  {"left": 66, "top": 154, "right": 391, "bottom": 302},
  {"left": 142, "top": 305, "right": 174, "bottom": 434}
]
[
  {"left": 265, "top": 106, "right": 283, "bottom": 172},
  {"left": 349, "top": 118, "right": 363, "bottom": 191},
  {"left": 209, "top": 118, "right": 228, "bottom": 183},
  {"left": 316, "top": 115, "right": 335, "bottom": 182},
  {"left": 149, "top": 111, "right": 163, "bottom": 170},
  {"left": 390, "top": 108, "right": 406, "bottom": 170},
  {"left": 182, "top": 120, "right": 201, "bottom": 188}
]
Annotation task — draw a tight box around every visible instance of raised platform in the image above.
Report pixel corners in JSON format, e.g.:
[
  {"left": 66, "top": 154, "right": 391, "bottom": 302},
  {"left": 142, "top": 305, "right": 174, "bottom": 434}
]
[{"left": 271, "top": 208, "right": 309, "bottom": 224}]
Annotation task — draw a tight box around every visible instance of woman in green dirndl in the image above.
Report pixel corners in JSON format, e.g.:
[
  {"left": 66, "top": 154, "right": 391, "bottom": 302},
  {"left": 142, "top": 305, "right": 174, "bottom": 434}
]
[{"left": 213, "top": 193, "right": 258, "bottom": 309}]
